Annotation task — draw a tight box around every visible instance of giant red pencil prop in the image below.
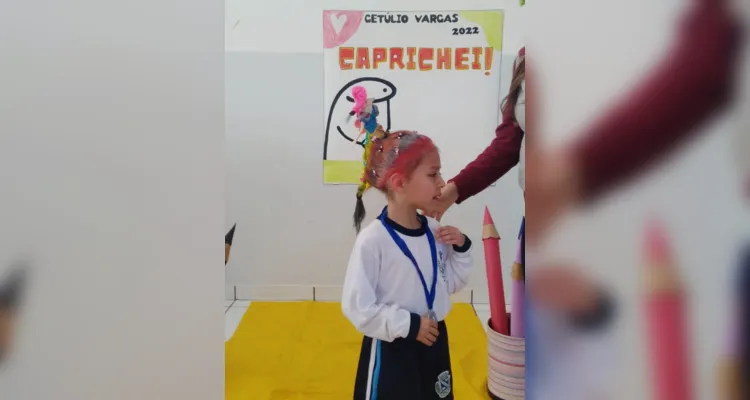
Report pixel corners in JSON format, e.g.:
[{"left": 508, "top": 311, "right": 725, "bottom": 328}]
[
  {"left": 643, "top": 220, "right": 692, "bottom": 400},
  {"left": 510, "top": 218, "right": 525, "bottom": 337},
  {"left": 483, "top": 207, "right": 509, "bottom": 335}
]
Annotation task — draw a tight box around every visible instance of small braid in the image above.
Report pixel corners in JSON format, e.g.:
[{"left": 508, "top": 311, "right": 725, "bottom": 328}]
[
  {"left": 348, "top": 86, "right": 437, "bottom": 233},
  {"left": 353, "top": 126, "right": 380, "bottom": 232}
]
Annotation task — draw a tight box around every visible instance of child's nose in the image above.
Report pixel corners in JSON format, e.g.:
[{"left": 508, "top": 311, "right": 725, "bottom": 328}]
[{"left": 437, "top": 176, "right": 446, "bottom": 187}]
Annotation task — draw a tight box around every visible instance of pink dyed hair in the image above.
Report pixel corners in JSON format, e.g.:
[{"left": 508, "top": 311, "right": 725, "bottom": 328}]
[
  {"left": 366, "top": 131, "right": 438, "bottom": 191},
  {"left": 353, "top": 130, "right": 439, "bottom": 232}
]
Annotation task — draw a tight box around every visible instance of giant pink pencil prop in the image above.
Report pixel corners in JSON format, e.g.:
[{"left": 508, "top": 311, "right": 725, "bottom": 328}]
[
  {"left": 643, "top": 220, "right": 692, "bottom": 400},
  {"left": 483, "top": 207, "right": 509, "bottom": 335},
  {"left": 510, "top": 220, "right": 525, "bottom": 337}
]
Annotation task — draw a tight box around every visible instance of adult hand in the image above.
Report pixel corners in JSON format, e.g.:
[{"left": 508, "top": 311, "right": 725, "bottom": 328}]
[
  {"left": 524, "top": 144, "right": 600, "bottom": 315},
  {"left": 423, "top": 182, "right": 459, "bottom": 221},
  {"left": 524, "top": 144, "right": 582, "bottom": 245},
  {"left": 527, "top": 265, "right": 599, "bottom": 314}
]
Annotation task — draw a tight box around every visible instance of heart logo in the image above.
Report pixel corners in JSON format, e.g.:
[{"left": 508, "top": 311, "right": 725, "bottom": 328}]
[
  {"left": 323, "top": 11, "right": 364, "bottom": 49},
  {"left": 330, "top": 14, "right": 347, "bottom": 34}
]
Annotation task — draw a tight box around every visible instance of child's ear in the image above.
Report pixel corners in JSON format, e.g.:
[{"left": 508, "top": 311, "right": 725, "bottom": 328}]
[{"left": 388, "top": 173, "right": 406, "bottom": 191}]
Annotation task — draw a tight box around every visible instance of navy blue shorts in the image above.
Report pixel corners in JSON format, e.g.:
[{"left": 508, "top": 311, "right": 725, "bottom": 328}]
[{"left": 353, "top": 321, "right": 453, "bottom": 400}]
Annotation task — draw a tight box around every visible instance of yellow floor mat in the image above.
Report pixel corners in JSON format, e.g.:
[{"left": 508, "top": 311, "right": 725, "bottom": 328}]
[{"left": 226, "top": 301, "right": 490, "bottom": 400}]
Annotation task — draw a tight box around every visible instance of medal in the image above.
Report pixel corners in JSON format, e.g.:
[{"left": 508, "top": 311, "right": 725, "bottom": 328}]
[{"left": 379, "top": 207, "right": 439, "bottom": 322}]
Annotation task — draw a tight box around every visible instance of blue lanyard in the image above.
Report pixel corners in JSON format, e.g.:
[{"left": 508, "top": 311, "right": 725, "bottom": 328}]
[{"left": 379, "top": 207, "right": 438, "bottom": 311}]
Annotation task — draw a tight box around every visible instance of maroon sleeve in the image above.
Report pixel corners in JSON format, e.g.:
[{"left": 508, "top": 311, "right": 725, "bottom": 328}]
[
  {"left": 571, "top": 0, "right": 742, "bottom": 203},
  {"left": 449, "top": 120, "right": 523, "bottom": 204},
  {"left": 448, "top": 47, "right": 526, "bottom": 204}
]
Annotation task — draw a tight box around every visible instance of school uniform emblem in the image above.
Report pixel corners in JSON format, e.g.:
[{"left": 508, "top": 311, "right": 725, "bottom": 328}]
[{"left": 435, "top": 370, "right": 451, "bottom": 398}]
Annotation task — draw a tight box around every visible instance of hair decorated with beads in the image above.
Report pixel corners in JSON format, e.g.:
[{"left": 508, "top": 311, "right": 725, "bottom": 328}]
[
  {"left": 353, "top": 130, "right": 438, "bottom": 232},
  {"left": 351, "top": 85, "right": 379, "bottom": 208},
  {"left": 348, "top": 85, "right": 438, "bottom": 231}
]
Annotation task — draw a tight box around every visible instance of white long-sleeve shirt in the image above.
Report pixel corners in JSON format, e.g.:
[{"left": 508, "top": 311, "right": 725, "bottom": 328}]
[{"left": 341, "top": 215, "right": 473, "bottom": 342}]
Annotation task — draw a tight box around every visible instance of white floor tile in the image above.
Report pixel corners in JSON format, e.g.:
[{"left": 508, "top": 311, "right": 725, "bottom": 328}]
[
  {"left": 225, "top": 300, "right": 234, "bottom": 307},
  {"left": 225, "top": 303, "right": 250, "bottom": 342},
  {"left": 232, "top": 300, "right": 251, "bottom": 307},
  {"left": 473, "top": 304, "right": 490, "bottom": 313},
  {"left": 476, "top": 311, "right": 491, "bottom": 332}
]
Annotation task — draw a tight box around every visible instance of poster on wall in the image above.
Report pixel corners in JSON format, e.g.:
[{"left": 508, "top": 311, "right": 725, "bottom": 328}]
[{"left": 322, "top": 10, "right": 504, "bottom": 184}]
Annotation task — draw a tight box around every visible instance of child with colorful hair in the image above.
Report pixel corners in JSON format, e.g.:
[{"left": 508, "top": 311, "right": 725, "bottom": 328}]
[{"left": 341, "top": 87, "right": 473, "bottom": 400}]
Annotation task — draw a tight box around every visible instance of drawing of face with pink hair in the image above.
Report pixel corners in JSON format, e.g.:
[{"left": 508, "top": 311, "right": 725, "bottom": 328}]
[
  {"left": 324, "top": 77, "right": 397, "bottom": 160},
  {"left": 351, "top": 86, "right": 368, "bottom": 116},
  {"left": 323, "top": 11, "right": 364, "bottom": 49}
]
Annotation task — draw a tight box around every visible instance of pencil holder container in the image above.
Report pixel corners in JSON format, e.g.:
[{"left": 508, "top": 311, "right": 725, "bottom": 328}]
[{"left": 486, "top": 317, "right": 525, "bottom": 400}]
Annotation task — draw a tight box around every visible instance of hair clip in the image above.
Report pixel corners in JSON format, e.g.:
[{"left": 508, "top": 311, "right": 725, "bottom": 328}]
[
  {"left": 393, "top": 147, "right": 399, "bottom": 155},
  {"left": 377, "top": 145, "right": 383, "bottom": 152}
]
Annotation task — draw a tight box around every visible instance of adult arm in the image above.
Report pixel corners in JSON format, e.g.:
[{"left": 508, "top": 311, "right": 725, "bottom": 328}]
[
  {"left": 569, "top": 0, "right": 742, "bottom": 203},
  {"left": 449, "top": 120, "right": 524, "bottom": 204},
  {"left": 448, "top": 48, "right": 526, "bottom": 204}
]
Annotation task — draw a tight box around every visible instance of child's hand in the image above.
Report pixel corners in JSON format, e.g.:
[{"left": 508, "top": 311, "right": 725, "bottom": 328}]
[
  {"left": 416, "top": 316, "right": 439, "bottom": 346},
  {"left": 436, "top": 226, "right": 465, "bottom": 247}
]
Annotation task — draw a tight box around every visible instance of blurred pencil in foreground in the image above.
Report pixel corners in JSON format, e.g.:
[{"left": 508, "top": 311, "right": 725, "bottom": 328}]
[
  {"left": 510, "top": 218, "right": 525, "bottom": 337},
  {"left": 719, "top": 241, "right": 750, "bottom": 399},
  {"left": 0, "top": 263, "right": 28, "bottom": 366},
  {"left": 717, "top": 356, "right": 740, "bottom": 400},
  {"left": 225, "top": 224, "right": 236, "bottom": 265},
  {"left": 643, "top": 220, "right": 692, "bottom": 400},
  {"left": 739, "top": 242, "right": 750, "bottom": 399}
]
